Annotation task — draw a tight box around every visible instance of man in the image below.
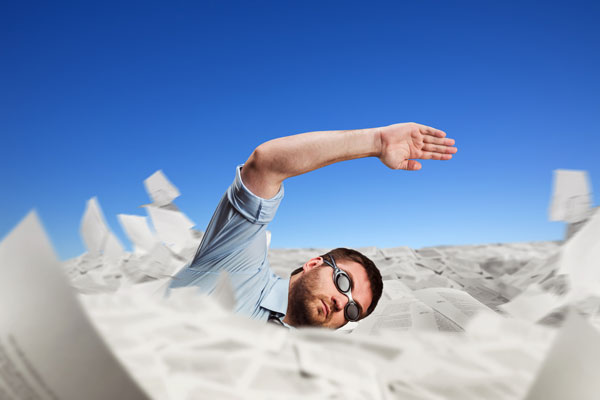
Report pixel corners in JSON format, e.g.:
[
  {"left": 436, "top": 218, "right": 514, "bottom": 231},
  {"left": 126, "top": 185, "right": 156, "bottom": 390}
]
[{"left": 169, "top": 122, "right": 457, "bottom": 328}]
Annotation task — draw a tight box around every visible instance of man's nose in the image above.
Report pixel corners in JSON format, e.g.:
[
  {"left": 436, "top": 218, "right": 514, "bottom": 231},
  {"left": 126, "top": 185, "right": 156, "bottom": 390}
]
[{"left": 332, "top": 293, "right": 349, "bottom": 311}]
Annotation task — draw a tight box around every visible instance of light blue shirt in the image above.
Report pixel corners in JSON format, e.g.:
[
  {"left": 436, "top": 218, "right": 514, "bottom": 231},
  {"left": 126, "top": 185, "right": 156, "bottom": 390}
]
[{"left": 168, "top": 165, "right": 289, "bottom": 321}]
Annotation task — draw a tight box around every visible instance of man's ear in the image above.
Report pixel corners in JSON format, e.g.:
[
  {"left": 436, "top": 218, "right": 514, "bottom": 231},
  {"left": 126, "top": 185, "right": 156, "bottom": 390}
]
[{"left": 302, "top": 257, "right": 323, "bottom": 272}]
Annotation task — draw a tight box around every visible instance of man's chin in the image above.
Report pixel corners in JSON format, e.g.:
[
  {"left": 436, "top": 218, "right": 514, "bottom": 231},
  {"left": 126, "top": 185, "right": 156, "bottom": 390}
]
[{"left": 288, "top": 304, "right": 327, "bottom": 327}]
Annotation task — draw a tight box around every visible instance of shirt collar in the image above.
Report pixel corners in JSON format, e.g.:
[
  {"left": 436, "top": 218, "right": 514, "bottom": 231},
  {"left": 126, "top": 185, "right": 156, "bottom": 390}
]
[{"left": 260, "top": 276, "right": 289, "bottom": 316}]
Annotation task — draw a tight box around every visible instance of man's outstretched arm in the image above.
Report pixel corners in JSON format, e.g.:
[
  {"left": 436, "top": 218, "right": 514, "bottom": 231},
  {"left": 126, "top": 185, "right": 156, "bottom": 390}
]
[{"left": 241, "top": 122, "right": 457, "bottom": 199}]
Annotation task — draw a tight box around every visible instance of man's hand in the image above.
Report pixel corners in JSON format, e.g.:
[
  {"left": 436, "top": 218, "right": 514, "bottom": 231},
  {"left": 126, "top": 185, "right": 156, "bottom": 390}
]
[{"left": 378, "top": 123, "right": 457, "bottom": 171}]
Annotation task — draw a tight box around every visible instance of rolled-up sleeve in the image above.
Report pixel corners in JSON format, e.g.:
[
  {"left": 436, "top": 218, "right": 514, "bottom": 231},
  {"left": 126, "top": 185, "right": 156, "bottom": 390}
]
[{"left": 227, "top": 165, "right": 284, "bottom": 224}]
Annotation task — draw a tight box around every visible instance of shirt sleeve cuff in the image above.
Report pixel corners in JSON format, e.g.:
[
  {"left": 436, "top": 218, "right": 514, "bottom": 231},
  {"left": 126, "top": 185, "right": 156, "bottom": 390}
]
[{"left": 226, "top": 164, "right": 284, "bottom": 224}]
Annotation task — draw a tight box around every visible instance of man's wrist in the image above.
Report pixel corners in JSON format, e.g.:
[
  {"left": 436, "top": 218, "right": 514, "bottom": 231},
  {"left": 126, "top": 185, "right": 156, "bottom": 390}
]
[
  {"left": 356, "top": 126, "right": 383, "bottom": 158},
  {"left": 371, "top": 126, "right": 383, "bottom": 159}
]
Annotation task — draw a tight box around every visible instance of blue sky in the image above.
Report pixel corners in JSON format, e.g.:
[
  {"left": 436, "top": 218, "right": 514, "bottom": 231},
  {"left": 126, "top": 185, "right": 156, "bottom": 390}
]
[{"left": 1, "top": 1, "right": 599, "bottom": 260}]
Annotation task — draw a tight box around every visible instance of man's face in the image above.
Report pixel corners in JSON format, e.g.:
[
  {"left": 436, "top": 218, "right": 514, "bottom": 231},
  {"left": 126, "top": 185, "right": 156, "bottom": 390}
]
[{"left": 287, "top": 257, "right": 373, "bottom": 329}]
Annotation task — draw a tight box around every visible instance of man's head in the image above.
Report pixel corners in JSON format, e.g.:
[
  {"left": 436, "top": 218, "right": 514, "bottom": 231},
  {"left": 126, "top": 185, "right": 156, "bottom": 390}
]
[{"left": 283, "top": 248, "right": 383, "bottom": 329}]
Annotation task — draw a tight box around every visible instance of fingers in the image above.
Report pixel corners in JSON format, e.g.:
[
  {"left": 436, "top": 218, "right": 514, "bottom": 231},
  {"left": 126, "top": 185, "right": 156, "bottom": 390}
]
[
  {"left": 420, "top": 126, "right": 457, "bottom": 159},
  {"left": 422, "top": 143, "right": 458, "bottom": 154},
  {"left": 401, "top": 159, "right": 422, "bottom": 170},
  {"left": 419, "top": 125, "right": 457, "bottom": 156},
  {"left": 423, "top": 136, "right": 455, "bottom": 146},
  {"left": 420, "top": 152, "right": 454, "bottom": 160},
  {"left": 417, "top": 124, "right": 446, "bottom": 138}
]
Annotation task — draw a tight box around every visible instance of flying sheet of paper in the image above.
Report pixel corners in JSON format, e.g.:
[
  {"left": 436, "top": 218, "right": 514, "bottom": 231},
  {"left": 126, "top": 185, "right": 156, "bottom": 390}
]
[
  {"left": 144, "top": 170, "right": 180, "bottom": 207},
  {"left": 549, "top": 169, "right": 592, "bottom": 223},
  {"left": 80, "top": 197, "right": 110, "bottom": 256},
  {"left": 558, "top": 208, "right": 600, "bottom": 286},
  {"left": 524, "top": 312, "right": 600, "bottom": 400},
  {"left": 80, "top": 197, "right": 125, "bottom": 263},
  {"left": 0, "top": 212, "right": 149, "bottom": 400},
  {"left": 146, "top": 205, "right": 197, "bottom": 255},
  {"left": 139, "top": 243, "right": 182, "bottom": 278},
  {"left": 118, "top": 214, "right": 160, "bottom": 254},
  {"left": 104, "top": 231, "right": 125, "bottom": 265}
]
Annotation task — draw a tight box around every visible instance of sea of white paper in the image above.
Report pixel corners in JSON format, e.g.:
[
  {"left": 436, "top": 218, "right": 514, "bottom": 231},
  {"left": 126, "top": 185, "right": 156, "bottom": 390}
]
[{"left": 2, "top": 169, "right": 600, "bottom": 399}]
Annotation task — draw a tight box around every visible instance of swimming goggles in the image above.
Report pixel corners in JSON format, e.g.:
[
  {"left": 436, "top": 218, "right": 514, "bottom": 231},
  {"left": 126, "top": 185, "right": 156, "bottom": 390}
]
[{"left": 322, "top": 255, "right": 361, "bottom": 322}]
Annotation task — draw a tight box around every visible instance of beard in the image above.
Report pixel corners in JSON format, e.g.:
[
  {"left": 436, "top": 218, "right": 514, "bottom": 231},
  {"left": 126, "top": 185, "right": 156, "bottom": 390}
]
[{"left": 287, "top": 270, "right": 324, "bottom": 327}]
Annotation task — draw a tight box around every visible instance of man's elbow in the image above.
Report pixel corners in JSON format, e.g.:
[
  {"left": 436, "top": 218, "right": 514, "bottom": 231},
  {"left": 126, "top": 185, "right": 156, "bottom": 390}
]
[
  {"left": 241, "top": 143, "right": 284, "bottom": 199},
  {"left": 246, "top": 143, "right": 270, "bottom": 170},
  {"left": 244, "top": 143, "right": 274, "bottom": 179}
]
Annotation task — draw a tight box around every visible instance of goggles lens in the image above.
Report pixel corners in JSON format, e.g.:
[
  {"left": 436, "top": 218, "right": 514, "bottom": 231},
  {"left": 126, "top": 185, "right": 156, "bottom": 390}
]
[
  {"left": 345, "top": 303, "right": 360, "bottom": 320},
  {"left": 335, "top": 274, "right": 351, "bottom": 293}
]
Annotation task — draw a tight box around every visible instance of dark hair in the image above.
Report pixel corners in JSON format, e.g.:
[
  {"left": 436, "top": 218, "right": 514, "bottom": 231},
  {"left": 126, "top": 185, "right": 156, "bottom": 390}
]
[{"left": 290, "top": 248, "right": 383, "bottom": 319}]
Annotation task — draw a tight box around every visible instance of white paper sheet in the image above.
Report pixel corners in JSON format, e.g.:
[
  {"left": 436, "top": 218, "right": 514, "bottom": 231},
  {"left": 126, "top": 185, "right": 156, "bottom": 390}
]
[
  {"left": 118, "top": 214, "right": 160, "bottom": 254},
  {"left": 79, "top": 197, "right": 125, "bottom": 263},
  {"left": 139, "top": 243, "right": 183, "bottom": 278},
  {"left": 104, "top": 231, "right": 125, "bottom": 265},
  {"left": 380, "top": 246, "right": 417, "bottom": 259},
  {"left": 80, "top": 197, "right": 110, "bottom": 256},
  {"left": 144, "top": 170, "right": 180, "bottom": 207},
  {"left": 499, "top": 284, "right": 566, "bottom": 322},
  {"left": 382, "top": 279, "right": 413, "bottom": 300},
  {"left": 414, "top": 288, "right": 494, "bottom": 328},
  {"left": 146, "top": 205, "right": 198, "bottom": 255},
  {"left": 294, "top": 340, "right": 380, "bottom": 397},
  {"left": 558, "top": 208, "right": 600, "bottom": 286},
  {"left": 0, "top": 212, "right": 149, "bottom": 400},
  {"left": 549, "top": 169, "right": 592, "bottom": 223},
  {"left": 524, "top": 312, "right": 600, "bottom": 400},
  {"left": 353, "top": 297, "right": 450, "bottom": 334}
]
